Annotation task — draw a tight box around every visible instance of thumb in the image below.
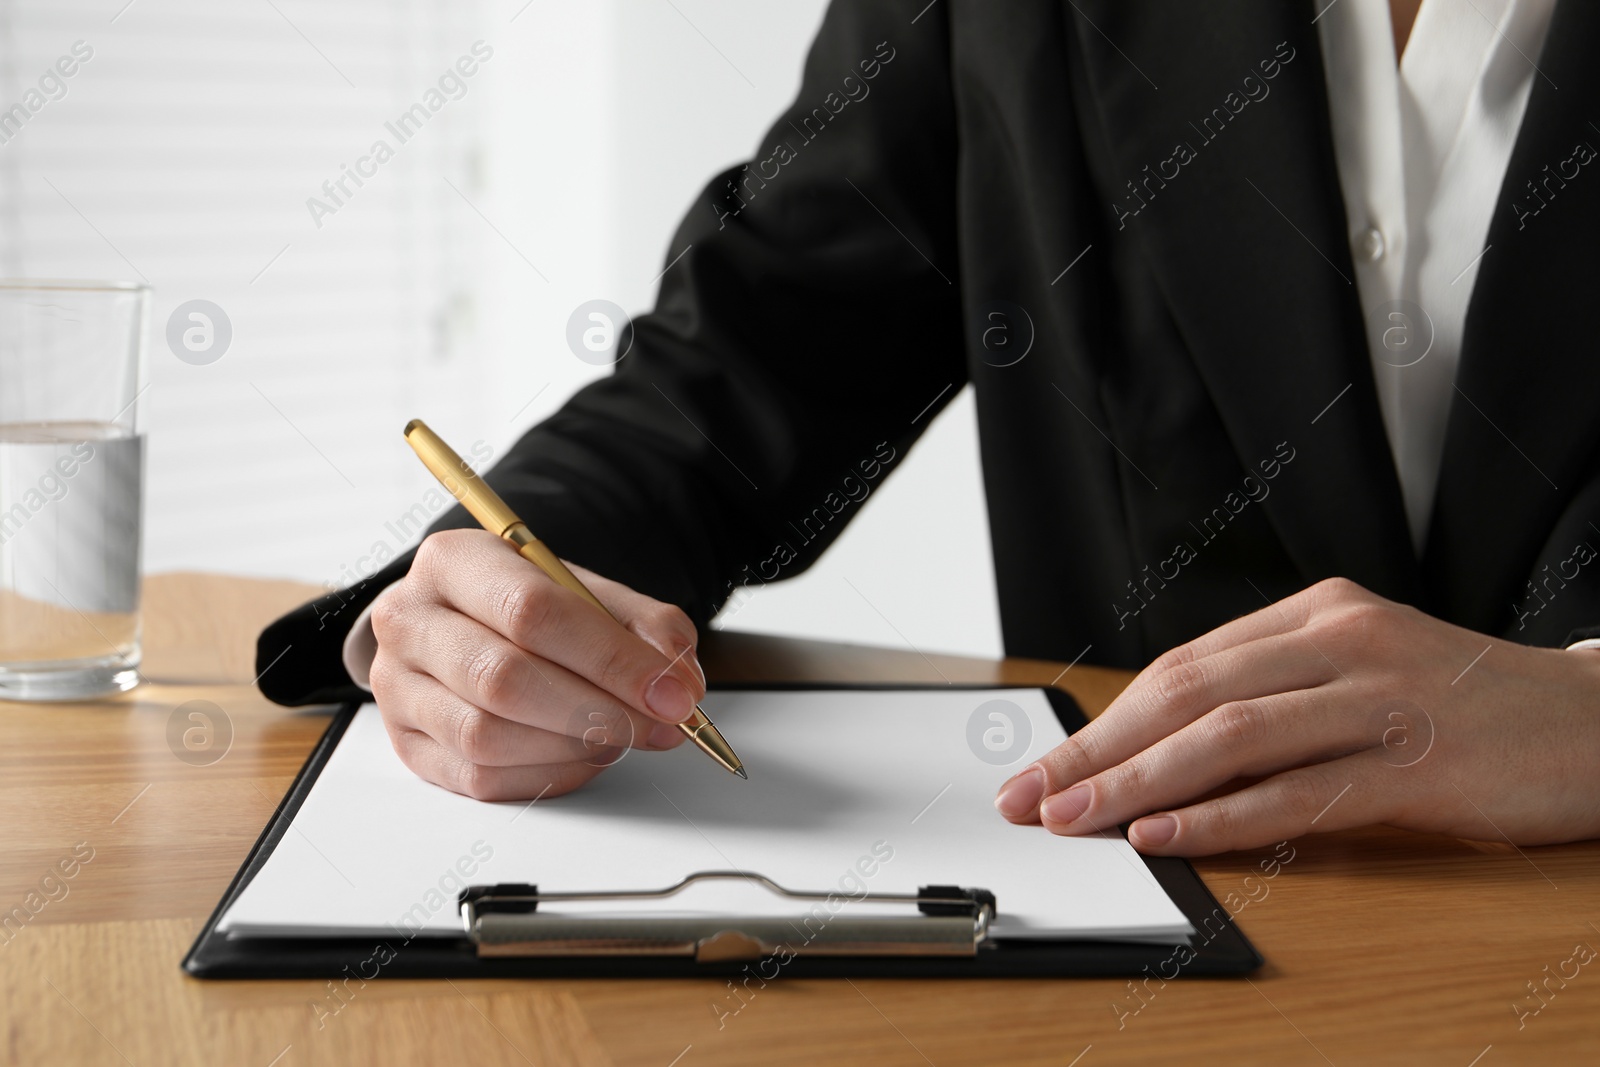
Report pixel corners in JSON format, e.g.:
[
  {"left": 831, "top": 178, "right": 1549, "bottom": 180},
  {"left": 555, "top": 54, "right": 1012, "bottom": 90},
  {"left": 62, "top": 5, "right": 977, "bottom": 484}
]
[{"left": 563, "top": 560, "right": 706, "bottom": 696}]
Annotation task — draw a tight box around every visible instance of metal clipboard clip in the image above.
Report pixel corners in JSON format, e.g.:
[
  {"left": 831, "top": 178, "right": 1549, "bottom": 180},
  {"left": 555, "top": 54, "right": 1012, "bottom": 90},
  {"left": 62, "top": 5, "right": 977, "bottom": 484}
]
[{"left": 458, "top": 870, "right": 997, "bottom": 962}]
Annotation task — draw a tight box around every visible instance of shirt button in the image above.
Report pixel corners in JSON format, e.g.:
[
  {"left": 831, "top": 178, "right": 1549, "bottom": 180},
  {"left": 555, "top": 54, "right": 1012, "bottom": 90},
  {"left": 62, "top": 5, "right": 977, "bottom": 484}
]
[{"left": 1356, "top": 226, "right": 1386, "bottom": 262}]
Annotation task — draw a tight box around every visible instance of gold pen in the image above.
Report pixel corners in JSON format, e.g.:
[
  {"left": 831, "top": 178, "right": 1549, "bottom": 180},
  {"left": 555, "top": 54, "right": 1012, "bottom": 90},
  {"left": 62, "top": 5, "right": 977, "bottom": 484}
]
[{"left": 403, "top": 419, "right": 746, "bottom": 779}]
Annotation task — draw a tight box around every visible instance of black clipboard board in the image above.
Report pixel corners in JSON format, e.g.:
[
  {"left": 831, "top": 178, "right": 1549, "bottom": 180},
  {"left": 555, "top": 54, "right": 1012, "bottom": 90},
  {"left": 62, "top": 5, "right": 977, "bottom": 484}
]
[{"left": 184, "top": 683, "right": 1263, "bottom": 979}]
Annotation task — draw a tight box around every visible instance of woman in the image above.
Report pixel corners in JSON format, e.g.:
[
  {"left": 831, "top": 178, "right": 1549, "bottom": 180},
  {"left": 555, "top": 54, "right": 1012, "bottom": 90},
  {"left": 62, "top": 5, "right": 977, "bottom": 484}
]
[{"left": 259, "top": 0, "right": 1600, "bottom": 856}]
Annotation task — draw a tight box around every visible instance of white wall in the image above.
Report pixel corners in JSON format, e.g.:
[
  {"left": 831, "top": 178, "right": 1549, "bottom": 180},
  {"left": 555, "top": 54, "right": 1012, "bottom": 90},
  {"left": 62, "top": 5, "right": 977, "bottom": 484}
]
[
  {"left": 0, "top": 0, "right": 500, "bottom": 589},
  {"left": 0, "top": 0, "right": 1002, "bottom": 659}
]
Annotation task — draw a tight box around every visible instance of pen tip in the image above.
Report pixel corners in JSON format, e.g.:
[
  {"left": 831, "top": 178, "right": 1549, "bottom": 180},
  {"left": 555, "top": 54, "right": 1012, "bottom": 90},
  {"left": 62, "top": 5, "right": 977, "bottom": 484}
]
[
  {"left": 403, "top": 418, "right": 423, "bottom": 437},
  {"left": 735, "top": 767, "right": 748, "bottom": 780}
]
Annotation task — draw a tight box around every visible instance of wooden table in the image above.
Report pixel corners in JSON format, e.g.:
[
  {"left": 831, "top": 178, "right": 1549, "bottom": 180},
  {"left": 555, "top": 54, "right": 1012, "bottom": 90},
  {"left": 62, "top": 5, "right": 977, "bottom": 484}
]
[{"left": 2, "top": 573, "right": 1596, "bottom": 1066}]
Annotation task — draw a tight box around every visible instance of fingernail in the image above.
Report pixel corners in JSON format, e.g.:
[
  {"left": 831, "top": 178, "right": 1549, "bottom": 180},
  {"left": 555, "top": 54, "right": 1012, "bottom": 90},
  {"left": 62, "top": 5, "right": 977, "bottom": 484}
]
[
  {"left": 646, "top": 674, "right": 695, "bottom": 723},
  {"left": 689, "top": 649, "right": 706, "bottom": 689},
  {"left": 1041, "top": 783, "right": 1092, "bottom": 826},
  {"left": 994, "top": 767, "right": 1046, "bottom": 818},
  {"left": 1133, "top": 814, "right": 1177, "bottom": 847},
  {"left": 648, "top": 720, "right": 684, "bottom": 749}
]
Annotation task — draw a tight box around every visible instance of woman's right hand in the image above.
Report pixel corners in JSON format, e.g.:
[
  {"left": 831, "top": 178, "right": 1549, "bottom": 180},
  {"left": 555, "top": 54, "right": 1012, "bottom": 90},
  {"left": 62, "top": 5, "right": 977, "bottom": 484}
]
[{"left": 367, "top": 528, "right": 706, "bottom": 800}]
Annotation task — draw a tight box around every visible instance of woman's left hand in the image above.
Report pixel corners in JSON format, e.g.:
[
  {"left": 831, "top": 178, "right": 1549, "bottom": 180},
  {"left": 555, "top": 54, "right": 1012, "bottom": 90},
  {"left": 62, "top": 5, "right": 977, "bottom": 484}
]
[{"left": 993, "top": 577, "right": 1600, "bottom": 855}]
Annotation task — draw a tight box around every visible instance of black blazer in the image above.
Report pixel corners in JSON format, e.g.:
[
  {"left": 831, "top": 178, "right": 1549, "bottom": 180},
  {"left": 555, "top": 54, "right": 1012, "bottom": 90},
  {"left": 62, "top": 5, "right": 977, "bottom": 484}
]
[{"left": 259, "top": 0, "right": 1600, "bottom": 707}]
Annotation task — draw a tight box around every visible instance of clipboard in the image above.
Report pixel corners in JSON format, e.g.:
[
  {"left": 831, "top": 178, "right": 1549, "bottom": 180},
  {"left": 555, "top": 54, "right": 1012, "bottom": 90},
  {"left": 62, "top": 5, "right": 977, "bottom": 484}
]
[{"left": 184, "top": 683, "right": 1263, "bottom": 978}]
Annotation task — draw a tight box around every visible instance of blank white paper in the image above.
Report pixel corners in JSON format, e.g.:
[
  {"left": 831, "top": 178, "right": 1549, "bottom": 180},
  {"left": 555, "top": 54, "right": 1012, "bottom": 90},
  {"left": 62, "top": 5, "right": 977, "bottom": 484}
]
[{"left": 218, "top": 688, "right": 1192, "bottom": 942}]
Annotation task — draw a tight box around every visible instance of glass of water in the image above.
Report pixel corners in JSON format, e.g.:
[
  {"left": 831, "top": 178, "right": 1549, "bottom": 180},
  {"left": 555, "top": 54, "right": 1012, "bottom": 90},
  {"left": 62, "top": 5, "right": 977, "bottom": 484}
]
[{"left": 0, "top": 281, "right": 148, "bottom": 701}]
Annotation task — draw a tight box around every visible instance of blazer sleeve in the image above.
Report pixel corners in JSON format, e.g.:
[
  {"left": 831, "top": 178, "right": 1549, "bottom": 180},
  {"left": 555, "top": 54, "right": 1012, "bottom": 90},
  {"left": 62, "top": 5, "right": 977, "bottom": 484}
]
[{"left": 256, "top": 0, "right": 967, "bottom": 706}]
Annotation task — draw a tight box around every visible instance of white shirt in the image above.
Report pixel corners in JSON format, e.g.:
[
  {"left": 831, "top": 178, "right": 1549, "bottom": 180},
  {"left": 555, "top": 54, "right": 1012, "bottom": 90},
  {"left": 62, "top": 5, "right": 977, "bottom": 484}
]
[{"left": 1316, "top": 0, "right": 1555, "bottom": 553}]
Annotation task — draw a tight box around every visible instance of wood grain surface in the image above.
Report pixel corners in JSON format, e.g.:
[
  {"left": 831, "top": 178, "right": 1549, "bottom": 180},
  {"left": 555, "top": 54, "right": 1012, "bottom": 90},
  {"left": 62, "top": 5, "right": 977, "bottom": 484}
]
[{"left": 1, "top": 572, "right": 1595, "bottom": 1065}]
